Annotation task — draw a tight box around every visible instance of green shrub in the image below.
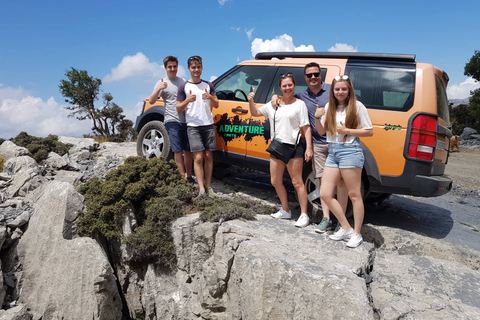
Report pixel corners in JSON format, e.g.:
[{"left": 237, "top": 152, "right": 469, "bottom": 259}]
[
  {"left": 77, "top": 156, "right": 196, "bottom": 267},
  {"left": 10, "top": 131, "right": 72, "bottom": 163},
  {"left": 77, "top": 155, "right": 276, "bottom": 268},
  {"left": 0, "top": 157, "right": 5, "bottom": 172},
  {"left": 196, "top": 193, "right": 276, "bottom": 223}
]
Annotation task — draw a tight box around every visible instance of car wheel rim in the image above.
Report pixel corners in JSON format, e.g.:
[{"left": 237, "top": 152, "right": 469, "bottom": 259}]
[
  {"left": 304, "top": 170, "right": 322, "bottom": 211},
  {"left": 143, "top": 129, "right": 164, "bottom": 158}
]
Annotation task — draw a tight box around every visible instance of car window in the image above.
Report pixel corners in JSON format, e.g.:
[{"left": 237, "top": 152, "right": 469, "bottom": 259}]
[
  {"left": 347, "top": 63, "right": 416, "bottom": 111},
  {"left": 436, "top": 76, "right": 450, "bottom": 125},
  {"left": 214, "top": 65, "right": 269, "bottom": 102},
  {"left": 266, "top": 67, "right": 327, "bottom": 102}
]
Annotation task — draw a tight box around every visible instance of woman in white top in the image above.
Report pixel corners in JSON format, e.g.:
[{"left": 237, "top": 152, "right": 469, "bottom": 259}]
[
  {"left": 314, "top": 75, "right": 373, "bottom": 247},
  {"left": 248, "top": 73, "right": 313, "bottom": 228}
]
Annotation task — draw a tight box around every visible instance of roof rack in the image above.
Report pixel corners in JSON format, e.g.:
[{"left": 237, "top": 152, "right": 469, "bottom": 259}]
[{"left": 255, "top": 52, "right": 416, "bottom": 63}]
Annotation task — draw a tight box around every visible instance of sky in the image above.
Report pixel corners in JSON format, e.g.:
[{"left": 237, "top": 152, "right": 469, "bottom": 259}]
[{"left": 1, "top": 0, "right": 479, "bottom": 139}]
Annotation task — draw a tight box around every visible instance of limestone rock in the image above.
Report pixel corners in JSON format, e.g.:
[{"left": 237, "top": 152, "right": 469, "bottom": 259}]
[
  {"left": 16, "top": 181, "right": 122, "bottom": 319},
  {"left": 0, "top": 141, "right": 30, "bottom": 161},
  {"left": 58, "top": 136, "right": 100, "bottom": 153},
  {"left": 370, "top": 251, "right": 480, "bottom": 319}
]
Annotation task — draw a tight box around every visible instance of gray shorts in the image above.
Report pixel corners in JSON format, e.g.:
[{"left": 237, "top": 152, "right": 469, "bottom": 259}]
[
  {"left": 312, "top": 143, "right": 329, "bottom": 178},
  {"left": 187, "top": 124, "right": 216, "bottom": 152}
]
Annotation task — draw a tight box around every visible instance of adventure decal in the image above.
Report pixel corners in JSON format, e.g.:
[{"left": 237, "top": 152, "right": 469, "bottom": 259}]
[
  {"left": 384, "top": 124, "right": 402, "bottom": 131},
  {"left": 215, "top": 113, "right": 270, "bottom": 144}
]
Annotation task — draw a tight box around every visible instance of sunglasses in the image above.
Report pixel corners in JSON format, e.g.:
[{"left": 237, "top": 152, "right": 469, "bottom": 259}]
[
  {"left": 188, "top": 55, "right": 202, "bottom": 62},
  {"left": 334, "top": 75, "right": 349, "bottom": 81},
  {"left": 305, "top": 72, "right": 320, "bottom": 79},
  {"left": 279, "top": 72, "right": 294, "bottom": 78}
]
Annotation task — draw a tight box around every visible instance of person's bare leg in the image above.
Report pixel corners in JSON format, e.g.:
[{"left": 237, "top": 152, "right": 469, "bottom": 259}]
[
  {"left": 270, "top": 158, "right": 289, "bottom": 212},
  {"left": 193, "top": 151, "right": 205, "bottom": 191},
  {"left": 204, "top": 150, "right": 213, "bottom": 188}
]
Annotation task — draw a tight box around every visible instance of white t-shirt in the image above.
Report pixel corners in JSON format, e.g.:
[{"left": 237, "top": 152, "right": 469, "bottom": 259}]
[
  {"left": 153, "top": 77, "right": 186, "bottom": 123},
  {"left": 259, "top": 99, "right": 309, "bottom": 145},
  {"left": 321, "top": 100, "right": 373, "bottom": 143},
  {"left": 177, "top": 80, "right": 216, "bottom": 127}
]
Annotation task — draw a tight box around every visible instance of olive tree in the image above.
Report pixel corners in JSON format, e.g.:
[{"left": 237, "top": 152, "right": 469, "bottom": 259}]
[{"left": 59, "top": 67, "right": 136, "bottom": 140}]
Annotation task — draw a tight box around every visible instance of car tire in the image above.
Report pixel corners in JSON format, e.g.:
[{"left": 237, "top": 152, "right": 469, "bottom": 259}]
[
  {"left": 302, "top": 162, "right": 366, "bottom": 222},
  {"left": 136, "top": 120, "right": 172, "bottom": 159}
]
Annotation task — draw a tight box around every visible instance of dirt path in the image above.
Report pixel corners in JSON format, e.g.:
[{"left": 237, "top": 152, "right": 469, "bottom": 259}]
[{"left": 444, "top": 148, "right": 480, "bottom": 195}]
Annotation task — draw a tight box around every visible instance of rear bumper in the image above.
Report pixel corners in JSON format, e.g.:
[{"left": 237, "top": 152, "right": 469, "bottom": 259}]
[{"left": 411, "top": 174, "right": 453, "bottom": 197}]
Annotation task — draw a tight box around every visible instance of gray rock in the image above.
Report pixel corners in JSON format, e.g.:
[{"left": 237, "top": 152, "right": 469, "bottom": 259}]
[
  {"left": 58, "top": 136, "right": 100, "bottom": 153},
  {"left": 370, "top": 251, "right": 480, "bottom": 319},
  {"left": 0, "top": 305, "right": 33, "bottom": 320},
  {"left": 43, "top": 152, "right": 80, "bottom": 171},
  {"left": 459, "top": 127, "right": 479, "bottom": 140},
  {"left": 470, "top": 134, "right": 480, "bottom": 141},
  {"left": 53, "top": 170, "right": 84, "bottom": 187},
  {"left": 7, "top": 211, "right": 31, "bottom": 229},
  {"left": 16, "top": 181, "right": 122, "bottom": 320},
  {"left": 3, "top": 156, "right": 39, "bottom": 176},
  {"left": 0, "top": 141, "right": 30, "bottom": 161}
]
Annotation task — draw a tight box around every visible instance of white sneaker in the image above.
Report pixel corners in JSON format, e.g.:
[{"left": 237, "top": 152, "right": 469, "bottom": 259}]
[
  {"left": 295, "top": 213, "right": 310, "bottom": 228},
  {"left": 346, "top": 232, "right": 363, "bottom": 248},
  {"left": 329, "top": 227, "right": 354, "bottom": 241},
  {"left": 271, "top": 208, "right": 292, "bottom": 219}
]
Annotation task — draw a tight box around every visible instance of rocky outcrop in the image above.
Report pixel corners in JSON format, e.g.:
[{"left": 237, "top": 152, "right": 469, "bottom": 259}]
[
  {"left": 16, "top": 181, "right": 122, "bottom": 319},
  {"left": 1, "top": 137, "right": 480, "bottom": 319}
]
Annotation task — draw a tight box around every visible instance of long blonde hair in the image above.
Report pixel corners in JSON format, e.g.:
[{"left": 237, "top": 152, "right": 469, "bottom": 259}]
[{"left": 324, "top": 77, "right": 359, "bottom": 135}]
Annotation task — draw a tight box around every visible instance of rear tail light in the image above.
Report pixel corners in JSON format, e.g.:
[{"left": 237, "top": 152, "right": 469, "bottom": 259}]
[{"left": 407, "top": 114, "right": 437, "bottom": 161}]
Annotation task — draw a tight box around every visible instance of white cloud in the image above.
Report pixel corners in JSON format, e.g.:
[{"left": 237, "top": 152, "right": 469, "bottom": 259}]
[
  {"left": 218, "top": 0, "right": 230, "bottom": 6},
  {"left": 103, "top": 52, "right": 164, "bottom": 83},
  {"left": 209, "top": 75, "right": 218, "bottom": 82},
  {"left": 447, "top": 77, "right": 480, "bottom": 99},
  {"left": 231, "top": 27, "right": 240, "bottom": 32},
  {"left": 246, "top": 27, "right": 254, "bottom": 41},
  {"left": 328, "top": 43, "right": 358, "bottom": 52},
  {"left": 0, "top": 86, "right": 92, "bottom": 139},
  {"left": 251, "top": 34, "right": 315, "bottom": 58}
]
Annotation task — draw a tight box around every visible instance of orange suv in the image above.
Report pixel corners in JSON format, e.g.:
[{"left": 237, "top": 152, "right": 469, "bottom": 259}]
[{"left": 134, "top": 52, "right": 453, "bottom": 219}]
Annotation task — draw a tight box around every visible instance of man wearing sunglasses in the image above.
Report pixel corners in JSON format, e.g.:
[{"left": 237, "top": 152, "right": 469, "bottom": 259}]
[
  {"left": 272, "top": 63, "right": 348, "bottom": 231},
  {"left": 177, "top": 55, "right": 219, "bottom": 196}
]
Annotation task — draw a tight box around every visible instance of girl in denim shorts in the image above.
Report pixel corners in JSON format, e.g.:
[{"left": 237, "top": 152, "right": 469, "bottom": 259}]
[{"left": 314, "top": 75, "right": 373, "bottom": 248}]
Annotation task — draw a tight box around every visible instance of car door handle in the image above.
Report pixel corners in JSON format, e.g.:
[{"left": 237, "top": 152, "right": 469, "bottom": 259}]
[{"left": 232, "top": 108, "right": 248, "bottom": 114}]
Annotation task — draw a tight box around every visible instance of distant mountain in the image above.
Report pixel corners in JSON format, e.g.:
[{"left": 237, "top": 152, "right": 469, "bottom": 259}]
[{"left": 449, "top": 98, "right": 470, "bottom": 107}]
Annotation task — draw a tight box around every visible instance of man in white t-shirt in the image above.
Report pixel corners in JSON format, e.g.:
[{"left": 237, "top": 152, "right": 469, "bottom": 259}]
[
  {"left": 148, "top": 56, "right": 193, "bottom": 183},
  {"left": 177, "top": 55, "right": 219, "bottom": 196}
]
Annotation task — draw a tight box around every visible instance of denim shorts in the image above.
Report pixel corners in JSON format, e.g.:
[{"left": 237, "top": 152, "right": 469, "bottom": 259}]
[
  {"left": 187, "top": 124, "right": 216, "bottom": 152},
  {"left": 325, "top": 140, "right": 364, "bottom": 169},
  {"left": 165, "top": 122, "right": 190, "bottom": 153}
]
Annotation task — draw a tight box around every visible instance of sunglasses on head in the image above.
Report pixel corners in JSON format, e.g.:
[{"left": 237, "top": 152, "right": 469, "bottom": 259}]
[
  {"left": 188, "top": 55, "right": 202, "bottom": 62},
  {"left": 334, "top": 75, "right": 349, "bottom": 81},
  {"left": 279, "top": 72, "right": 294, "bottom": 78},
  {"left": 305, "top": 72, "right": 320, "bottom": 78}
]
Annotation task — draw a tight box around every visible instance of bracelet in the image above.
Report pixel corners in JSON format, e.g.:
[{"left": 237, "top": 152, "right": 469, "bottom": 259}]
[
  {"left": 347, "top": 129, "right": 351, "bottom": 134},
  {"left": 315, "top": 116, "right": 320, "bottom": 120}
]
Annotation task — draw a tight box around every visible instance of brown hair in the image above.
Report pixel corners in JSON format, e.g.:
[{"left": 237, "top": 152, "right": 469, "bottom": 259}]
[
  {"left": 278, "top": 73, "right": 296, "bottom": 87},
  {"left": 163, "top": 56, "right": 178, "bottom": 67},
  {"left": 324, "top": 77, "right": 359, "bottom": 135},
  {"left": 187, "top": 55, "right": 202, "bottom": 67}
]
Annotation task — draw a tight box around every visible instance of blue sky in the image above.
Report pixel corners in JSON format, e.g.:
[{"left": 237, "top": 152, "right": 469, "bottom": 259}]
[{"left": 1, "top": 0, "right": 479, "bottom": 139}]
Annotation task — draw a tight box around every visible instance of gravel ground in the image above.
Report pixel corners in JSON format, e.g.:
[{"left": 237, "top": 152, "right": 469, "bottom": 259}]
[{"left": 445, "top": 148, "right": 480, "bottom": 197}]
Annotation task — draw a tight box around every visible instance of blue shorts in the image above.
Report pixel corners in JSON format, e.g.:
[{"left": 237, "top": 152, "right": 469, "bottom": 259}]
[
  {"left": 165, "top": 122, "right": 190, "bottom": 153},
  {"left": 187, "top": 124, "right": 216, "bottom": 152},
  {"left": 325, "top": 141, "right": 364, "bottom": 169}
]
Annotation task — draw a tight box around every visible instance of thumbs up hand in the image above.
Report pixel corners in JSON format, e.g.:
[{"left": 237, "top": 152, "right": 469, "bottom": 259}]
[
  {"left": 188, "top": 90, "right": 197, "bottom": 103},
  {"left": 202, "top": 88, "right": 211, "bottom": 100},
  {"left": 248, "top": 87, "right": 256, "bottom": 102},
  {"left": 314, "top": 104, "right": 325, "bottom": 119},
  {"left": 158, "top": 78, "right": 167, "bottom": 90}
]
